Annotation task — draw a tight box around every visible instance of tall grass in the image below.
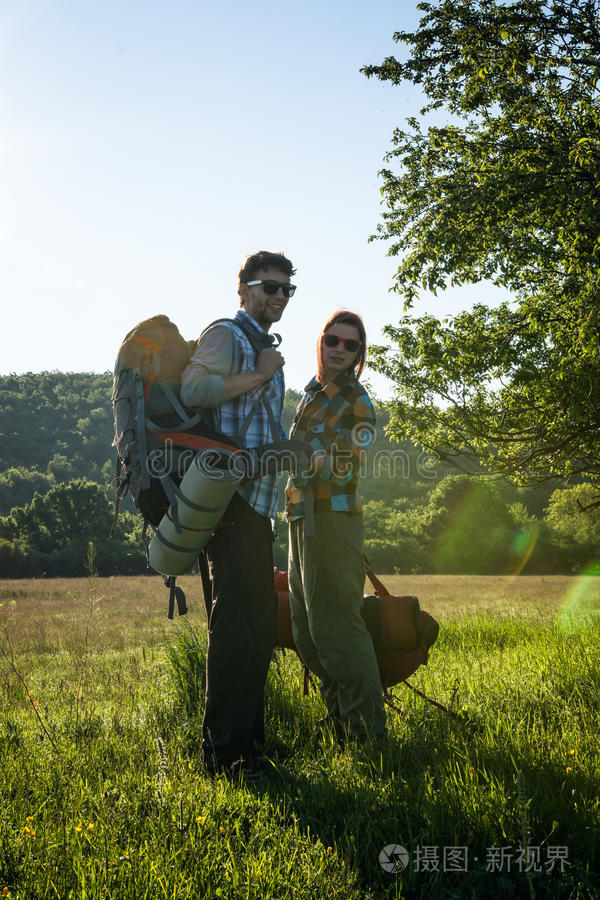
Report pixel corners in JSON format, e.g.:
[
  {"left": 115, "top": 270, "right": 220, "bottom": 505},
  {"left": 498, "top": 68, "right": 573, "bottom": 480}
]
[{"left": 0, "top": 574, "right": 599, "bottom": 898}]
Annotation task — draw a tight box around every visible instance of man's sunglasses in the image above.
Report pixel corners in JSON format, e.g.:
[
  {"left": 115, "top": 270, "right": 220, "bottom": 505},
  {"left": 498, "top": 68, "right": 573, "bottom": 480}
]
[
  {"left": 245, "top": 279, "right": 297, "bottom": 298},
  {"left": 323, "top": 333, "right": 363, "bottom": 353}
]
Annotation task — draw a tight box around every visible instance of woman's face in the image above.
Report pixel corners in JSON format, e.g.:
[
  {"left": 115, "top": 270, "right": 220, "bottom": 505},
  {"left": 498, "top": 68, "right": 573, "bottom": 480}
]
[{"left": 321, "top": 322, "right": 362, "bottom": 381}]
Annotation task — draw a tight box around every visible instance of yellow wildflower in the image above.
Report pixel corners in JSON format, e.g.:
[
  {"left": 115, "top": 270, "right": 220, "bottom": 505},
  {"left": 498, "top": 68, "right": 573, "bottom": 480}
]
[
  {"left": 552, "top": 820, "right": 559, "bottom": 830},
  {"left": 87, "top": 823, "right": 95, "bottom": 831},
  {"left": 566, "top": 767, "right": 572, "bottom": 774},
  {"left": 2, "top": 888, "right": 11, "bottom": 897},
  {"left": 26, "top": 816, "right": 34, "bottom": 823},
  {"left": 219, "top": 826, "right": 225, "bottom": 834},
  {"left": 196, "top": 816, "right": 207, "bottom": 825},
  {"left": 75, "top": 826, "right": 82, "bottom": 834},
  {"left": 350, "top": 835, "right": 355, "bottom": 842},
  {"left": 569, "top": 749, "right": 575, "bottom": 756},
  {"left": 327, "top": 847, "right": 333, "bottom": 854}
]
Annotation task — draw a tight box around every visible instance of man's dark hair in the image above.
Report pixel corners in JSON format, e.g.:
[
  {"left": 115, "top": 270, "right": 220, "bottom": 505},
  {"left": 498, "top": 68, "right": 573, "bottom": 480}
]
[{"left": 238, "top": 251, "right": 296, "bottom": 287}]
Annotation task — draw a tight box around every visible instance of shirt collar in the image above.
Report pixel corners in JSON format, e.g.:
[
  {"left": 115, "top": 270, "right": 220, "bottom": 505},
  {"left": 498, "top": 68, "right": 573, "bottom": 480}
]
[
  {"left": 304, "top": 370, "right": 357, "bottom": 399},
  {"left": 235, "top": 308, "right": 265, "bottom": 335}
]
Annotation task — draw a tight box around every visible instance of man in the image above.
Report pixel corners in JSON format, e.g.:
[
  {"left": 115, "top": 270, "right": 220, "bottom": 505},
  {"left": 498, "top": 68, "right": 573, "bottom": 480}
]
[{"left": 180, "top": 250, "right": 296, "bottom": 778}]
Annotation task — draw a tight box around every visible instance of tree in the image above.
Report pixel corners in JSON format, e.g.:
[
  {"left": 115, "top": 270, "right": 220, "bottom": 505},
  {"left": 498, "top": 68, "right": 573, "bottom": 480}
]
[
  {"left": 363, "top": 498, "right": 425, "bottom": 572},
  {"left": 0, "top": 372, "right": 115, "bottom": 479},
  {"left": 0, "top": 480, "right": 145, "bottom": 576},
  {"left": 0, "top": 467, "right": 54, "bottom": 516},
  {"left": 545, "top": 482, "right": 600, "bottom": 569},
  {"left": 362, "top": 0, "right": 600, "bottom": 490},
  {"left": 415, "top": 475, "right": 521, "bottom": 573}
]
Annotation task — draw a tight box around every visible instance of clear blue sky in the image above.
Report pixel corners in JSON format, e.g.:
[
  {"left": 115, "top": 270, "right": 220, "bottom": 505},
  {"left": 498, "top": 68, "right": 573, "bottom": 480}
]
[{"left": 1, "top": 0, "right": 503, "bottom": 397}]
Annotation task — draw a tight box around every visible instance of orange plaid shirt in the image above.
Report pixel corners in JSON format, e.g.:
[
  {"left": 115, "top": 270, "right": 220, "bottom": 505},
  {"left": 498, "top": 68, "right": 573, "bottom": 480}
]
[{"left": 284, "top": 372, "right": 375, "bottom": 520}]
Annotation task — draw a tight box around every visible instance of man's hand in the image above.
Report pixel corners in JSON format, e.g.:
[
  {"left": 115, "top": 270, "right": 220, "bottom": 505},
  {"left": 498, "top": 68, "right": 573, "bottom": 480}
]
[
  {"left": 255, "top": 348, "right": 285, "bottom": 382},
  {"left": 242, "top": 439, "right": 314, "bottom": 480}
]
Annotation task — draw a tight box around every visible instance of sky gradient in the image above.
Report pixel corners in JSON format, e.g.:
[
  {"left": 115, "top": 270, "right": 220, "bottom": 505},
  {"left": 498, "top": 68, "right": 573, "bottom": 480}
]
[{"left": 1, "top": 1, "right": 504, "bottom": 396}]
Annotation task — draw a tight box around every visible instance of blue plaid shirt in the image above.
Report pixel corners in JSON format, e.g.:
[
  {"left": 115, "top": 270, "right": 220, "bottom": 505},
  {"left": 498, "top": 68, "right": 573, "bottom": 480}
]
[{"left": 186, "top": 309, "right": 284, "bottom": 519}]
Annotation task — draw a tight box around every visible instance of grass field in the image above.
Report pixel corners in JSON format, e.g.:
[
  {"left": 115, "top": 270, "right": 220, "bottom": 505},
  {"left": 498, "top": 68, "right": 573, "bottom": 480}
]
[{"left": 1, "top": 572, "right": 599, "bottom": 899}]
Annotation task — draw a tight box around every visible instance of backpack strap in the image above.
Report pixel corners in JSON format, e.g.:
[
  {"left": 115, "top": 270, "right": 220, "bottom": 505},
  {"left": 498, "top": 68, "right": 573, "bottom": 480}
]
[
  {"left": 199, "top": 549, "right": 213, "bottom": 622},
  {"left": 158, "top": 380, "right": 193, "bottom": 422},
  {"left": 202, "top": 317, "right": 282, "bottom": 354},
  {"left": 303, "top": 489, "right": 316, "bottom": 538},
  {"left": 143, "top": 382, "right": 208, "bottom": 434},
  {"left": 202, "top": 317, "right": 282, "bottom": 444},
  {"left": 362, "top": 555, "right": 391, "bottom": 597},
  {"left": 135, "top": 377, "right": 150, "bottom": 491},
  {"left": 109, "top": 457, "right": 123, "bottom": 538},
  {"left": 164, "top": 576, "right": 188, "bottom": 619},
  {"left": 235, "top": 383, "right": 272, "bottom": 442},
  {"left": 159, "top": 475, "right": 182, "bottom": 532},
  {"left": 145, "top": 412, "right": 207, "bottom": 434}
]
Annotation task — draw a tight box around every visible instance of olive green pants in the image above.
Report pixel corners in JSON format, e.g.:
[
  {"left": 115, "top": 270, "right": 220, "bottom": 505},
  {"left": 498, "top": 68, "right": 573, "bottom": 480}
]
[{"left": 288, "top": 512, "right": 386, "bottom": 738}]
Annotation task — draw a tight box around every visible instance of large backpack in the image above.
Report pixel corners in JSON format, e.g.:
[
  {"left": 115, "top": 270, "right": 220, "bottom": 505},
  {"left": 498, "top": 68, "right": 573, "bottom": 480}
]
[
  {"left": 111, "top": 314, "right": 276, "bottom": 615},
  {"left": 112, "top": 316, "right": 235, "bottom": 527}
]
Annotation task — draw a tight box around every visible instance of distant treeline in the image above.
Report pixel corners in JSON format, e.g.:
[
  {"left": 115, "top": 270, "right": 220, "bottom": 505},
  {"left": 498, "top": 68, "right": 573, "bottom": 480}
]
[{"left": 0, "top": 372, "right": 598, "bottom": 577}]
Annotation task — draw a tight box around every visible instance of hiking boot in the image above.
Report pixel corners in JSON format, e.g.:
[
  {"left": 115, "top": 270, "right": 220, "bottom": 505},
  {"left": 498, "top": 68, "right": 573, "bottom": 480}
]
[
  {"left": 204, "top": 757, "right": 262, "bottom": 782},
  {"left": 225, "top": 759, "right": 263, "bottom": 782}
]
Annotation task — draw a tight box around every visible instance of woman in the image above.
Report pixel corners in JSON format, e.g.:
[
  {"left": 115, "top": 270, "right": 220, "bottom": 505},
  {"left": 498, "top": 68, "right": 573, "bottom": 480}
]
[{"left": 285, "top": 311, "right": 386, "bottom": 742}]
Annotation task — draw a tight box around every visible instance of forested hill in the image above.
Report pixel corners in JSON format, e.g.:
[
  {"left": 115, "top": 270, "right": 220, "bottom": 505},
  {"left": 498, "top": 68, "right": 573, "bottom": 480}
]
[
  {"left": 0, "top": 372, "right": 303, "bottom": 513},
  {"left": 1, "top": 372, "right": 599, "bottom": 578},
  {"left": 0, "top": 372, "right": 115, "bottom": 484}
]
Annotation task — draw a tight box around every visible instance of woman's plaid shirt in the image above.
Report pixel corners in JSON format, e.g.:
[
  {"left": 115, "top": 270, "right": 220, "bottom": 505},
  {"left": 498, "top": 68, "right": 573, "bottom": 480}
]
[{"left": 285, "top": 371, "right": 376, "bottom": 521}]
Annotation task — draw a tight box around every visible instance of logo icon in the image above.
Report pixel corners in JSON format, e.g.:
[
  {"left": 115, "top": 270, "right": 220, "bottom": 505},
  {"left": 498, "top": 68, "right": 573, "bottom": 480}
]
[{"left": 379, "top": 844, "right": 410, "bottom": 873}]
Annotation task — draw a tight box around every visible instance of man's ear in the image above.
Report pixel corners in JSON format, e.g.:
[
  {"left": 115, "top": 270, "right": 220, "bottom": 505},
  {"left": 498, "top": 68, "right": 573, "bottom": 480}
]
[{"left": 238, "top": 284, "right": 247, "bottom": 307}]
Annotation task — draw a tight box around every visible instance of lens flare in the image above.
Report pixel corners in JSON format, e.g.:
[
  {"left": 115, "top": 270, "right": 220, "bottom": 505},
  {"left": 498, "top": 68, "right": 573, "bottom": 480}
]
[
  {"left": 507, "top": 522, "right": 541, "bottom": 579},
  {"left": 557, "top": 563, "right": 600, "bottom": 634},
  {"left": 430, "top": 481, "right": 539, "bottom": 576}
]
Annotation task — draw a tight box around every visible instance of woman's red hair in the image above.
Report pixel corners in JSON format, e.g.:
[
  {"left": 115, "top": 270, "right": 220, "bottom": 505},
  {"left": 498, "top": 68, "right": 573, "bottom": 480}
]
[{"left": 316, "top": 310, "right": 367, "bottom": 385}]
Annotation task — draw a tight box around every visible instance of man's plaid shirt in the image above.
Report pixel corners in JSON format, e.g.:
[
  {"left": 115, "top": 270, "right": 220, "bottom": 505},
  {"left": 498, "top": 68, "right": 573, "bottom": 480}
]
[
  {"left": 285, "top": 371, "right": 376, "bottom": 521},
  {"left": 182, "top": 309, "right": 284, "bottom": 520}
]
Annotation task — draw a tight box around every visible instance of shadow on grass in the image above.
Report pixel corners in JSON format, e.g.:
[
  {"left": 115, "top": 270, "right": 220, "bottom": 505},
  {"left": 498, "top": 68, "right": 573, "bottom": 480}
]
[
  {"left": 162, "top": 623, "right": 600, "bottom": 899},
  {"left": 257, "top": 668, "right": 599, "bottom": 900}
]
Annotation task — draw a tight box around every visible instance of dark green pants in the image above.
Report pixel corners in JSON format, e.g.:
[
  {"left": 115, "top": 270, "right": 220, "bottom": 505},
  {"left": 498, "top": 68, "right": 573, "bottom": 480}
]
[
  {"left": 288, "top": 512, "right": 386, "bottom": 738},
  {"left": 202, "top": 493, "right": 276, "bottom": 770}
]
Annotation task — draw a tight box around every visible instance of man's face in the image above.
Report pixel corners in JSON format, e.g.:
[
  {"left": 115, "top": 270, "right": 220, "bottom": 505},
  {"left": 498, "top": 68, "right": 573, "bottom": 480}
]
[{"left": 239, "top": 266, "right": 291, "bottom": 331}]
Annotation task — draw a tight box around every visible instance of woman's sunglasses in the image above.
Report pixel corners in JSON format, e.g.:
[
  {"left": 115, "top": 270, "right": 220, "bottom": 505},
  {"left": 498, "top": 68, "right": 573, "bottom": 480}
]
[
  {"left": 245, "top": 279, "right": 297, "bottom": 298},
  {"left": 323, "top": 333, "right": 363, "bottom": 353}
]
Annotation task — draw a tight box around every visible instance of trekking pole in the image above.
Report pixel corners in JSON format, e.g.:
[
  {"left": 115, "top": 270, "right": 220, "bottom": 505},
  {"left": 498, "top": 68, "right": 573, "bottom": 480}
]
[
  {"left": 402, "top": 679, "right": 463, "bottom": 721},
  {"left": 303, "top": 665, "right": 317, "bottom": 696}
]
